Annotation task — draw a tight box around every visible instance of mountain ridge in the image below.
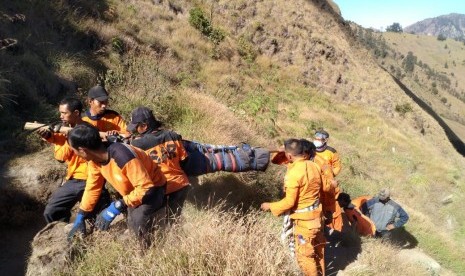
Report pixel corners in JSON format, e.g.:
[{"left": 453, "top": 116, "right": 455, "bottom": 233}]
[{"left": 404, "top": 13, "right": 465, "bottom": 39}]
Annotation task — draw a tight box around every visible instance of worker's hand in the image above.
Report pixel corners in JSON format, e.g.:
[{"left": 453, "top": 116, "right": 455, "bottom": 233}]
[
  {"left": 386, "top": 224, "right": 395, "bottom": 230},
  {"left": 95, "top": 200, "right": 125, "bottom": 231},
  {"left": 67, "top": 212, "right": 86, "bottom": 242},
  {"left": 330, "top": 179, "right": 339, "bottom": 188},
  {"left": 37, "top": 127, "right": 52, "bottom": 140},
  {"left": 260, "top": 202, "right": 271, "bottom": 211}
]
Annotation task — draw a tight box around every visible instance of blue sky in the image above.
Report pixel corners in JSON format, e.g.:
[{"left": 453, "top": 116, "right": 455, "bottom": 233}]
[{"left": 334, "top": 0, "right": 465, "bottom": 30}]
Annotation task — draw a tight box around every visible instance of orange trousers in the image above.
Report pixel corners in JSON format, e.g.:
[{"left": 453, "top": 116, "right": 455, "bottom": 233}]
[
  {"left": 323, "top": 187, "right": 343, "bottom": 232},
  {"left": 294, "top": 220, "right": 326, "bottom": 276}
]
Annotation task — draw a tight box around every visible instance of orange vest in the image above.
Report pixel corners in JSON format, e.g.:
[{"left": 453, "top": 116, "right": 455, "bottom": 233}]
[
  {"left": 47, "top": 133, "right": 87, "bottom": 180},
  {"left": 80, "top": 143, "right": 166, "bottom": 212}
]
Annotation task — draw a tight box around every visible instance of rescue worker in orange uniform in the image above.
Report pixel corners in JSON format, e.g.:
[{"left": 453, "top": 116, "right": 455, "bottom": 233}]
[
  {"left": 82, "top": 85, "right": 128, "bottom": 138},
  {"left": 37, "top": 98, "right": 110, "bottom": 223},
  {"left": 127, "top": 107, "right": 191, "bottom": 223},
  {"left": 313, "top": 130, "right": 342, "bottom": 233},
  {"left": 262, "top": 139, "right": 325, "bottom": 276},
  {"left": 337, "top": 193, "right": 376, "bottom": 237},
  {"left": 67, "top": 124, "right": 166, "bottom": 244}
]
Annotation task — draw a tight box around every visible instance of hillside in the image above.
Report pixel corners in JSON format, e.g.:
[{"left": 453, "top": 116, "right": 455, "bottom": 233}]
[
  {"left": 353, "top": 24, "right": 465, "bottom": 147},
  {"left": 1, "top": 0, "right": 465, "bottom": 275},
  {"left": 404, "top": 13, "right": 465, "bottom": 39}
]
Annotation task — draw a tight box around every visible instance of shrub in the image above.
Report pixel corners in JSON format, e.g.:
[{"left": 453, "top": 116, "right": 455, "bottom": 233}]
[
  {"left": 111, "top": 36, "right": 125, "bottom": 54},
  {"left": 395, "top": 103, "right": 413, "bottom": 116},
  {"left": 238, "top": 35, "right": 257, "bottom": 63},
  {"left": 437, "top": 34, "right": 446, "bottom": 41},
  {"left": 188, "top": 7, "right": 225, "bottom": 45}
]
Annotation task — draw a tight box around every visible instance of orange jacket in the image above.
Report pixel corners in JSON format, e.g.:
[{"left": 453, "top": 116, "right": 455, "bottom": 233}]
[
  {"left": 312, "top": 154, "right": 339, "bottom": 215},
  {"left": 46, "top": 133, "right": 87, "bottom": 180},
  {"left": 315, "top": 146, "right": 341, "bottom": 176},
  {"left": 82, "top": 110, "right": 128, "bottom": 135},
  {"left": 344, "top": 207, "right": 376, "bottom": 237},
  {"left": 351, "top": 196, "right": 372, "bottom": 210},
  {"left": 131, "top": 130, "right": 189, "bottom": 194},
  {"left": 80, "top": 143, "right": 166, "bottom": 212},
  {"left": 269, "top": 158, "right": 322, "bottom": 221}
]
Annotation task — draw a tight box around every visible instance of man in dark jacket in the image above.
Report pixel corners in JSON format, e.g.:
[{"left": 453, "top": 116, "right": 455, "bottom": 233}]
[{"left": 364, "top": 188, "right": 409, "bottom": 239}]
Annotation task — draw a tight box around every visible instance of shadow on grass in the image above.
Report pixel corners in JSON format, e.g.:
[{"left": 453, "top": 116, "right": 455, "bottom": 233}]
[
  {"left": 187, "top": 172, "right": 276, "bottom": 213},
  {"left": 325, "top": 213, "right": 363, "bottom": 275},
  {"left": 388, "top": 226, "right": 419, "bottom": 249}
]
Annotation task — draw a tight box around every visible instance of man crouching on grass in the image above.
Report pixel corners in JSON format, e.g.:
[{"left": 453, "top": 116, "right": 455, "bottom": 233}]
[
  {"left": 261, "top": 138, "right": 325, "bottom": 276},
  {"left": 67, "top": 124, "right": 166, "bottom": 246}
]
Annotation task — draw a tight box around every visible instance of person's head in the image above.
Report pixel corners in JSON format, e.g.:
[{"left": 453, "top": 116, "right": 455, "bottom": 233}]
[
  {"left": 378, "top": 187, "right": 391, "bottom": 203},
  {"left": 87, "top": 85, "right": 109, "bottom": 115},
  {"left": 284, "top": 138, "right": 304, "bottom": 162},
  {"left": 314, "top": 129, "right": 329, "bottom": 148},
  {"left": 337, "top": 192, "right": 351, "bottom": 208},
  {"left": 59, "top": 98, "right": 83, "bottom": 126},
  {"left": 300, "top": 138, "right": 316, "bottom": 160},
  {"left": 68, "top": 124, "right": 104, "bottom": 162},
  {"left": 126, "top": 107, "right": 162, "bottom": 134}
]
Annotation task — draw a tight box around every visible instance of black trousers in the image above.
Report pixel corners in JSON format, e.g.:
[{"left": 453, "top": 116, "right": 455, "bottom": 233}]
[
  {"left": 165, "top": 184, "right": 191, "bottom": 222},
  {"left": 127, "top": 185, "right": 165, "bottom": 241},
  {"left": 43, "top": 178, "right": 110, "bottom": 223}
]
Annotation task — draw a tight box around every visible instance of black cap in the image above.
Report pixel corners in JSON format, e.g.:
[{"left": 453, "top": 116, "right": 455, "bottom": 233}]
[
  {"left": 88, "top": 85, "right": 109, "bottom": 101},
  {"left": 127, "top": 107, "right": 157, "bottom": 133}
]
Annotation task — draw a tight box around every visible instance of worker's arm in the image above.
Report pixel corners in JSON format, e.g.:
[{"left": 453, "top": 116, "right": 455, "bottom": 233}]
[
  {"left": 51, "top": 134, "right": 74, "bottom": 163},
  {"left": 115, "top": 115, "right": 129, "bottom": 136},
  {"left": 269, "top": 171, "right": 301, "bottom": 216},
  {"left": 121, "top": 158, "right": 164, "bottom": 207},
  {"left": 393, "top": 206, "right": 409, "bottom": 228},
  {"left": 79, "top": 162, "right": 105, "bottom": 213},
  {"left": 331, "top": 151, "right": 342, "bottom": 176},
  {"left": 364, "top": 197, "right": 377, "bottom": 215}
]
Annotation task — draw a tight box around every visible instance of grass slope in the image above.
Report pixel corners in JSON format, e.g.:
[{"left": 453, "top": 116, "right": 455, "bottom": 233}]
[{"left": 1, "top": 0, "right": 465, "bottom": 274}]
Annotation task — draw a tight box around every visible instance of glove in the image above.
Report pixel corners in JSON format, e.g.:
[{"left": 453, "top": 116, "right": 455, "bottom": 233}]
[
  {"left": 95, "top": 200, "right": 125, "bottom": 231},
  {"left": 67, "top": 212, "right": 86, "bottom": 241}
]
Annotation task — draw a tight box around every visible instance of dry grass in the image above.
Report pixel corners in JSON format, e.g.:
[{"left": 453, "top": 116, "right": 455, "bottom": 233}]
[
  {"left": 62, "top": 203, "right": 300, "bottom": 276},
  {"left": 342, "top": 239, "right": 429, "bottom": 276},
  {"left": 2, "top": 0, "right": 465, "bottom": 274}
]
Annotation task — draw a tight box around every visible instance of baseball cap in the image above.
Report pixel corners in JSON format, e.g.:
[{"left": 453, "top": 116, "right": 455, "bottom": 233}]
[
  {"left": 127, "top": 107, "right": 156, "bottom": 133},
  {"left": 378, "top": 188, "right": 391, "bottom": 200},
  {"left": 88, "top": 85, "right": 109, "bottom": 101}
]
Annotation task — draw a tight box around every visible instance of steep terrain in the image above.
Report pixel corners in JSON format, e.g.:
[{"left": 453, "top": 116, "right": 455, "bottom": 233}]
[
  {"left": 1, "top": 0, "right": 465, "bottom": 274},
  {"left": 405, "top": 13, "right": 465, "bottom": 39}
]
